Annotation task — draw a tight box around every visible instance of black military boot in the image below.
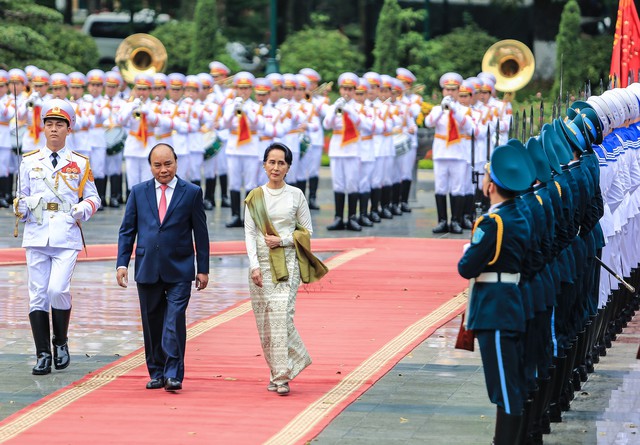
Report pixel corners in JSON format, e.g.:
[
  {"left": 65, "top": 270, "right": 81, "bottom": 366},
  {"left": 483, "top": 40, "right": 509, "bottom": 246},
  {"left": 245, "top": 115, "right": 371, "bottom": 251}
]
[
  {"left": 493, "top": 406, "right": 522, "bottom": 445},
  {"left": 380, "top": 186, "right": 393, "bottom": 219},
  {"left": 203, "top": 178, "right": 216, "bottom": 210},
  {"left": 358, "top": 192, "right": 373, "bottom": 227},
  {"left": 0, "top": 177, "right": 10, "bottom": 208},
  {"left": 52, "top": 308, "right": 71, "bottom": 370},
  {"left": 327, "top": 192, "right": 346, "bottom": 230},
  {"left": 462, "top": 194, "right": 474, "bottom": 230},
  {"left": 109, "top": 174, "right": 121, "bottom": 208},
  {"left": 29, "top": 310, "right": 52, "bottom": 375},
  {"left": 346, "top": 193, "right": 362, "bottom": 231},
  {"left": 225, "top": 191, "right": 244, "bottom": 228},
  {"left": 308, "top": 176, "right": 320, "bottom": 210},
  {"left": 95, "top": 178, "right": 106, "bottom": 211},
  {"left": 391, "top": 182, "right": 403, "bottom": 215},
  {"left": 369, "top": 187, "right": 382, "bottom": 222},
  {"left": 219, "top": 174, "right": 231, "bottom": 207},
  {"left": 432, "top": 194, "right": 449, "bottom": 234},
  {"left": 449, "top": 196, "right": 463, "bottom": 234},
  {"left": 400, "top": 179, "right": 412, "bottom": 212}
]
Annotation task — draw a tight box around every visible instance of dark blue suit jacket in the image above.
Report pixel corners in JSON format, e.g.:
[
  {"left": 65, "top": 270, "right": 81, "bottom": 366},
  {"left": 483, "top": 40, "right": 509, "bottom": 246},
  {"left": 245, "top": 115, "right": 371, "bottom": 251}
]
[{"left": 117, "top": 177, "right": 210, "bottom": 284}]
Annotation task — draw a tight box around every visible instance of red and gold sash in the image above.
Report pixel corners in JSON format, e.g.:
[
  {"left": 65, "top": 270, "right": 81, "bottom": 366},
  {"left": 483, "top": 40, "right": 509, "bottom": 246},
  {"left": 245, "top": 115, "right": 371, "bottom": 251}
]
[{"left": 341, "top": 112, "right": 359, "bottom": 146}]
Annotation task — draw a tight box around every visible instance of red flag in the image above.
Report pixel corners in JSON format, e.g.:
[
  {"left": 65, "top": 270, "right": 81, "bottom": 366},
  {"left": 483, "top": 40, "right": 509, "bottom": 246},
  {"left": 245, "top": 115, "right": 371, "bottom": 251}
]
[
  {"left": 237, "top": 113, "right": 251, "bottom": 146},
  {"left": 341, "top": 113, "right": 359, "bottom": 146},
  {"left": 134, "top": 114, "right": 149, "bottom": 147},
  {"left": 610, "top": 0, "right": 640, "bottom": 87},
  {"left": 28, "top": 105, "right": 43, "bottom": 145},
  {"left": 446, "top": 112, "right": 461, "bottom": 146}
]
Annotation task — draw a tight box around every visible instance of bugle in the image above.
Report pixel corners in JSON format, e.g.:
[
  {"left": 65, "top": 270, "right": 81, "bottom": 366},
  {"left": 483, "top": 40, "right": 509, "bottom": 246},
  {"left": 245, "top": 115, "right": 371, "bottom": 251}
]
[{"left": 311, "top": 81, "right": 333, "bottom": 96}]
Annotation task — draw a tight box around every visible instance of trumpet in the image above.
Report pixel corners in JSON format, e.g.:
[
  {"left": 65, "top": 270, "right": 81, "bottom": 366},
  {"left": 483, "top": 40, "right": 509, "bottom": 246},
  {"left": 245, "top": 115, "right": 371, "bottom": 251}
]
[
  {"left": 216, "top": 76, "right": 234, "bottom": 87},
  {"left": 408, "top": 83, "right": 425, "bottom": 95},
  {"left": 311, "top": 81, "right": 333, "bottom": 96},
  {"left": 234, "top": 97, "right": 245, "bottom": 116},
  {"left": 131, "top": 98, "right": 143, "bottom": 119}
]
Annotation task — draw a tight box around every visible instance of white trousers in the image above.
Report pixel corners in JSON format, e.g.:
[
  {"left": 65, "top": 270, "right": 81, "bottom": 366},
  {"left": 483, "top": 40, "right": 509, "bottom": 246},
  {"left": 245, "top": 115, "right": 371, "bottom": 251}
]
[
  {"left": 189, "top": 152, "right": 204, "bottom": 182},
  {"left": 398, "top": 146, "right": 417, "bottom": 181},
  {"left": 176, "top": 153, "right": 190, "bottom": 180},
  {"left": 105, "top": 152, "right": 123, "bottom": 176},
  {"left": 228, "top": 155, "right": 260, "bottom": 191},
  {"left": 26, "top": 246, "right": 79, "bottom": 312},
  {"left": 125, "top": 157, "right": 153, "bottom": 190},
  {"left": 358, "top": 160, "right": 375, "bottom": 193},
  {"left": 0, "top": 146, "right": 12, "bottom": 176},
  {"left": 433, "top": 159, "right": 467, "bottom": 196},
  {"left": 299, "top": 145, "right": 323, "bottom": 179},
  {"left": 90, "top": 146, "right": 107, "bottom": 179},
  {"left": 330, "top": 157, "right": 360, "bottom": 194},
  {"left": 372, "top": 156, "right": 394, "bottom": 188}
]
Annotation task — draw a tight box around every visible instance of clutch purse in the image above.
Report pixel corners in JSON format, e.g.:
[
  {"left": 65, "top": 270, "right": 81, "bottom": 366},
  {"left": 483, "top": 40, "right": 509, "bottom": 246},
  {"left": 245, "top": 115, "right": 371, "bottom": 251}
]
[{"left": 455, "top": 312, "right": 475, "bottom": 352}]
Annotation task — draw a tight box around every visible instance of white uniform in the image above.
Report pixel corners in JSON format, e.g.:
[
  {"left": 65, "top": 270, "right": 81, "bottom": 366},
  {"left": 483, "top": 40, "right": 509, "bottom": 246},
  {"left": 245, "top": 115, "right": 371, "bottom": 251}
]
[{"left": 18, "top": 146, "right": 100, "bottom": 311}]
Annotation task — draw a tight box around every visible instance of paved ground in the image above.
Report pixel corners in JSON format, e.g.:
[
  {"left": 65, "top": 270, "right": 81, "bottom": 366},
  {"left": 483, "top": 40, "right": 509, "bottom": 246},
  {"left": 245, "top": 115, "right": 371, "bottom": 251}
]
[{"left": 1, "top": 167, "right": 639, "bottom": 444}]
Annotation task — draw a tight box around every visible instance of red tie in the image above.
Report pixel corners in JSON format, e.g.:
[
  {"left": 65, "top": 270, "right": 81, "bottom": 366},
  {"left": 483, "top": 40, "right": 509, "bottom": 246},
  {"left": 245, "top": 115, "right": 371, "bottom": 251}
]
[{"left": 158, "top": 184, "right": 168, "bottom": 223}]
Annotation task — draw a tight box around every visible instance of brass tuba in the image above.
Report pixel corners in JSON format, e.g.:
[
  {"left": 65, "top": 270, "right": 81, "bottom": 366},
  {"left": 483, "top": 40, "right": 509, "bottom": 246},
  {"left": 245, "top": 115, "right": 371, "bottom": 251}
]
[
  {"left": 115, "top": 33, "right": 168, "bottom": 84},
  {"left": 482, "top": 39, "right": 535, "bottom": 94}
]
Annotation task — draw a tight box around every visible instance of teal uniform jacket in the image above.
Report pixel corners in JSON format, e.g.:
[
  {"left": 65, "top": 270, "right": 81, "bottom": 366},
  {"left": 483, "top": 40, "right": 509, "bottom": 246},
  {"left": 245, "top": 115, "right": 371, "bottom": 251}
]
[
  {"left": 458, "top": 199, "right": 531, "bottom": 332},
  {"left": 534, "top": 183, "right": 557, "bottom": 308}
]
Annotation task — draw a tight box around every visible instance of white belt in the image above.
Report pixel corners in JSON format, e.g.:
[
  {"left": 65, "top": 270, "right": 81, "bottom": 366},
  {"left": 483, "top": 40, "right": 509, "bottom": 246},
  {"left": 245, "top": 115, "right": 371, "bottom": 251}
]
[{"left": 475, "top": 272, "right": 520, "bottom": 284}]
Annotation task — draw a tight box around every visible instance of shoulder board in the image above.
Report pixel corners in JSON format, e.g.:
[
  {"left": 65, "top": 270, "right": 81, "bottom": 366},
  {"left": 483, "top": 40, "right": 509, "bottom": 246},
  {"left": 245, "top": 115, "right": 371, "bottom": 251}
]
[
  {"left": 72, "top": 151, "right": 89, "bottom": 160},
  {"left": 23, "top": 149, "right": 39, "bottom": 157}
]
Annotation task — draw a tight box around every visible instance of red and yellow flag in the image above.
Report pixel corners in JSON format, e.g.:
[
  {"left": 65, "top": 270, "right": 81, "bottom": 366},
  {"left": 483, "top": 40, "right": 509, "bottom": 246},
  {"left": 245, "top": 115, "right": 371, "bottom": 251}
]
[
  {"left": 446, "top": 112, "right": 460, "bottom": 146},
  {"left": 134, "top": 114, "right": 149, "bottom": 147},
  {"left": 237, "top": 113, "right": 252, "bottom": 146},
  {"left": 28, "top": 106, "right": 43, "bottom": 145},
  {"left": 341, "top": 113, "right": 359, "bottom": 146},
  {"left": 610, "top": 0, "right": 640, "bottom": 87}
]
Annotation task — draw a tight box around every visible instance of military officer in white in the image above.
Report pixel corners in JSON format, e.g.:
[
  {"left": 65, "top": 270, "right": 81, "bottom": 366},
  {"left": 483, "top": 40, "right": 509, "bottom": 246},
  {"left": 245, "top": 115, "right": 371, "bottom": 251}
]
[
  {"left": 85, "top": 69, "right": 111, "bottom": 209},
  {"left": 424, "top": 72, "right": 473, "bottom": 234},
  {"left": 18, "top": 69, "right": 52, "bottom": 154},
  {"left": 0, "top": 70, "right": 15, "bottom": 208},
  {"left": 13, "top": 99, "right": 101, "bottom": 375}
]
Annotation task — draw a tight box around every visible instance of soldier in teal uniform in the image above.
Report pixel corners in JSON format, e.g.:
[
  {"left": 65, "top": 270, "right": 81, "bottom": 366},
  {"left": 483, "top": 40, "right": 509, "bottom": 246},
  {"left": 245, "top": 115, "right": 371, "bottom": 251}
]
[{"left": 458, "top": 143, "right": 535, "bottom": 445}]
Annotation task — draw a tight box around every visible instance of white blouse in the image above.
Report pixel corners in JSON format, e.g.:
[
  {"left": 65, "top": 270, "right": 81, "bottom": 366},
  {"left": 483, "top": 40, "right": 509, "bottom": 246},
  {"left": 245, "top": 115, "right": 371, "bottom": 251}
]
[{"left": 244, "top": 184, "right": 313, "bottom": 271}]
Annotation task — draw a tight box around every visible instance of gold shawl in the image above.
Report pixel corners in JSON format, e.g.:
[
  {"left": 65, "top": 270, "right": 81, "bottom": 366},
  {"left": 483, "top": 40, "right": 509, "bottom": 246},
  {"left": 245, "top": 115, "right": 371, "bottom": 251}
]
[{"left": 245, "top": 186, "right": 329, "bottom": 284}]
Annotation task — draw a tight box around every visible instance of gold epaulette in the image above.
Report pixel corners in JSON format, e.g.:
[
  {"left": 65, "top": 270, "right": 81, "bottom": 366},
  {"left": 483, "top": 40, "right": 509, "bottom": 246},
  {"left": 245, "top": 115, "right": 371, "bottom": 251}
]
[
  {"left": 23, "top": 149, "right": 39, "bottom": 157},
  {"left": 72, "top": 151, "right": 89, "bottom": 159},
  {"left": 487, "top": 213, "right": 504, "bottom": 266}
]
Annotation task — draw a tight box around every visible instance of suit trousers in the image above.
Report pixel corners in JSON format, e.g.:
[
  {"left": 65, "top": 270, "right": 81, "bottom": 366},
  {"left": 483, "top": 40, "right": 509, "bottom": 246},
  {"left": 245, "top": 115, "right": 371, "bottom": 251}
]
[
  {"left": 137, "top": 280, "right": 191, "bottom": 381},
  {"left": 26, "top": 246, "right": 78, "bottom": 312},
  {"left": 476, "top": 329, "right": 525, "bottom": 415}
]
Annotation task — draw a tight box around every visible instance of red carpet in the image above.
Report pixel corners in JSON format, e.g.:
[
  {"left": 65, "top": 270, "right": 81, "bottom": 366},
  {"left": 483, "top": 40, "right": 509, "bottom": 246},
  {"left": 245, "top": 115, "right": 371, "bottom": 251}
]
[{"left": 0, "top": 237, "right": 468, "bottom": 445}]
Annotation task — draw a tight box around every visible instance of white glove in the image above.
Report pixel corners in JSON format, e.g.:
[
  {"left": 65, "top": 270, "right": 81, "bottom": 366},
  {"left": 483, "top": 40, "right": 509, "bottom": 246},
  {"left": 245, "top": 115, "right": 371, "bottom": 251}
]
[
  {"left": 83, "top": 94, "right": 94, "bottom": 104},
  {"left": 71, "top": 204, "right": 84, "bottom": 220},
  {"left": 14, "top": 198, "right": 27, "bottom": 217},
  {"left": 131, "top": 98, "right": 142, "bottom": 108},
  {"left": 334, "top": 97, "right": 346, "bottom": 111},
  {"left": 137, "top": 103, "right": 149, "bottom": 115},
  {"left": 441, "top": 96, "right": 452, "bottom": 110},
  {"left": 233, "top": 97, "right": 244, "bottom": 112}
]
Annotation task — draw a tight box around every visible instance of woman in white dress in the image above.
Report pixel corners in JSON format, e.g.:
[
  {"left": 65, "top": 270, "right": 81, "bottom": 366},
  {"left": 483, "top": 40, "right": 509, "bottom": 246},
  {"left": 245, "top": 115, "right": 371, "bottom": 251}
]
[{"left": 244, "top": 143, "right": 313, "bottom": 395}]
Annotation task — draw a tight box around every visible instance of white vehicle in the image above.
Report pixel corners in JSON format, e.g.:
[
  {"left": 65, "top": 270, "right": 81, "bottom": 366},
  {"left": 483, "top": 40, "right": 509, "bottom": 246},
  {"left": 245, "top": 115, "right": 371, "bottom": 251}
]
[{"left": 82, "top": 9, "right": 170, "bottom": 65}]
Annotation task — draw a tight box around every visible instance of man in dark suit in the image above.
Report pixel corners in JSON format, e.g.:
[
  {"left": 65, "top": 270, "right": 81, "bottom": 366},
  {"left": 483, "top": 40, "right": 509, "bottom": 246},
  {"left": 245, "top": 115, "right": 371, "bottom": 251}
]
[{"left": 116, "top": 143, "right": 209, "bottom": 392}]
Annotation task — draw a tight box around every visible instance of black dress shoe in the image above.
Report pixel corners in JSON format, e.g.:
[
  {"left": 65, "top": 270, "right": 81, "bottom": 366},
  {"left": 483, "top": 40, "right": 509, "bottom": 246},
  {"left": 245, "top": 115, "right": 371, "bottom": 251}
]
[
  {"left": 380, "top": 208, "right": 393, "bottom": 219},
  {"left": 358, "top": 215, "right": 373, "bottom": 227},
  {"left": 346, "top": 217, "right": 362, "bottom": 231},
  {"left": 0, "top": 197, "right": 9, "bottom": 208},
  {"left": 225, "top": 215, "right": 244, "bottom": 228},
  {"left": 449, "top": 221, "right": 463, "bottom": 234},
  {"left": 400, "top": 202, "right": 412, "bottom": 213},
  {"left": 53, "top": 342, "right": 70, "bottom": 370},
  {"left": 203, "top": 199, "right": 214, "bottom": 211},
  {"left": 308, "top": 198, "right": 320, "bottom": 210},
  {"left": 109, "top": 198, "right": 120, "bottom": 208},
  {"left": 462, "top": 216, "right": 473, "bottom": 230},
  {"left": 369, "top": 211, "right": 381, "bottom": 223},
  {"left": 220, "top": 196, "right": 231, "bottom": 208},
  {"left": 391, "top": 204, "right": 403, "bottom": 216},
  {"left": 327, "top": 216, "right": 345, "bottom": 231},
  {"left": 146, "top": 378, "right": 164, "bottom": 389},
  {"left": 164, "top": 377, "right": 182, "bottom": 391},
  {"left": 432, "top": 220, "right": 449, "bottom": 234},
  {"left": 32, "top": 352, "right": 52, "bottom": 375}
]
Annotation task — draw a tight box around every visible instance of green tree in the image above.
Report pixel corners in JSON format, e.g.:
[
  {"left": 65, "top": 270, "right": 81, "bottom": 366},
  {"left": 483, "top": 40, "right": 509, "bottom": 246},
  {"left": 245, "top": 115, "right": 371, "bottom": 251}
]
[
  {"left": 372, "top": 0, "right": 401, "bottom": 74},
  {"left": 279, "top": 14, "right": 364, "bottom": 82},
  {"left": 552, "top": 0, "right": 582, "bottom": 99},
  {"left": 189, "top": 0, "right": 226, "bottom": 73},
  {"left": 0, "top": 0, "right": 98, "bottom": 71},
  {"left": 152, "top": 21, "right": 196, "bottom": 74},
  {"left": 412, "top": 23, "right": 497, "bottom": 94}
]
